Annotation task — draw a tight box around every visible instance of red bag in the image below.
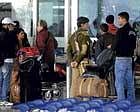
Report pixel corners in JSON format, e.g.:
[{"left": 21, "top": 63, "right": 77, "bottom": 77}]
[{"left": 17, "top": 47, "right": 40, "bottom": 58}]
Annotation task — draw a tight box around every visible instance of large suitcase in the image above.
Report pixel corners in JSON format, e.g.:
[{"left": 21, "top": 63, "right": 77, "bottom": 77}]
[
  {"left": 76, "top": 75, "right": 108, "bottom": 97},
  {"left": 19, "top": 57, "right": 41, "bottom": 103}
]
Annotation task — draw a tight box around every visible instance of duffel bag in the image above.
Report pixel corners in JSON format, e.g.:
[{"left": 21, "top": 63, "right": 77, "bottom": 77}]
[{"left": 77, "top": 76, "right": 108, "bottom": 97}]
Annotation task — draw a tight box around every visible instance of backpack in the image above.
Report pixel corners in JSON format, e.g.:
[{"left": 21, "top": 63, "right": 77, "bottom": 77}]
[
  {"left": 96, "top": 48, "right": 114, "bottom": 75},
  {"left": 96, "top": 48, "right": 114, "bottom": 67},
  {"left": 47, "top": 32, "right": 58, "bottom": 49},
  {"left": 53, "top": 37, "right": 58, "bottom": 49}
]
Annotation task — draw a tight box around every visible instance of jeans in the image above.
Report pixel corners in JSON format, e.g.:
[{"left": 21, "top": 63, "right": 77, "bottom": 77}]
[
  {"left": 115, "top": 57, "right": 135, "bottom": 102},
  {"left": 0, "top": 62, "right": 13, "bottom": 101}
]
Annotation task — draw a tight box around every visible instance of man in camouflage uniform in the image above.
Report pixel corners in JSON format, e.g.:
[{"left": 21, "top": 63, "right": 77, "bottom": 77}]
[{"left": 67, "top": 17, "right": 91, "bottom": 97}]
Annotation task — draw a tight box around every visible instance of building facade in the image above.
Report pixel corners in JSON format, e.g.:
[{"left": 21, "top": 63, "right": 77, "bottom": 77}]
[{"left": 0, "top": 0, "right": 140, "bottom": 48}]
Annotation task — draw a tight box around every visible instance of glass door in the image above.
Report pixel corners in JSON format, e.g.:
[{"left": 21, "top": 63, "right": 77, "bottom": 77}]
[
  {"left": 37, "top": 0, "right": 67, "bottom": 98},
  {"left": 38, "top": 0, "right": 64, "bottom": 48}
]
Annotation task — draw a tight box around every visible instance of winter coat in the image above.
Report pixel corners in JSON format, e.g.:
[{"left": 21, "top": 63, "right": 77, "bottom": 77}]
[
  {"left": 113, "top": 23, "right": 136, "bottom": 57},
  {"left": 36, "top": 29, "right": 56, "bottom": 64},
  {"left": 0, "top": 29, "right": 18, "bottom": 59}
]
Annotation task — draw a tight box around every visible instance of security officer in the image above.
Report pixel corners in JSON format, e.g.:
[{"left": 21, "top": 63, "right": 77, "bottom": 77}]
[{"left": 67, "top": 17, "right": 91, "bottom": 97}]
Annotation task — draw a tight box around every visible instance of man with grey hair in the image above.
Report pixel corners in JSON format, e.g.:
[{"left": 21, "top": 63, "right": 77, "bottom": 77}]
[{"left": 36, "top": 19, "right": 58, "bottom": 72}]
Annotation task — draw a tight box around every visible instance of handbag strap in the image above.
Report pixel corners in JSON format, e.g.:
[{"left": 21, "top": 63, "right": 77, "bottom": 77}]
[
  {"left": 79, "top": 78, "right": 86, "bottom": 95},
  {"left": 41, "top": 32, "right": 51, "bottom": 61}
]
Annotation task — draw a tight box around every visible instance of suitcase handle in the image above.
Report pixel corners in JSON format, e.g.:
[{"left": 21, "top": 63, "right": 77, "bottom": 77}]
[{"left": 20, "top": 58, "right": 35, "bottom": 72}]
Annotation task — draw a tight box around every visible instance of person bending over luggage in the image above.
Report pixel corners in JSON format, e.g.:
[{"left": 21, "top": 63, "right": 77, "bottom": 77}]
[
  {"left": 67, "top": 17, "right": 91, "bottom": 97},
  {"left": 36, "top": 20, "right": 58, "bottom": 72},
  {"left": 95, "top": 23, "right": 115, "bottom": 59}
]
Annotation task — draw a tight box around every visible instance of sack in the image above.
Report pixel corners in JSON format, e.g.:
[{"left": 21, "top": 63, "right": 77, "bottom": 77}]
[
  {"left": 76, "top": 76, "right": 108, "bottom": 97},
  {"left": 10, "top": 82, "right": 20, "bottom": 103},
  {"left": 96, "top": 49, "right": 114, "bottom": 67},
  {"left": 10, "top": 61, "right": 20, "bottom": 103}
]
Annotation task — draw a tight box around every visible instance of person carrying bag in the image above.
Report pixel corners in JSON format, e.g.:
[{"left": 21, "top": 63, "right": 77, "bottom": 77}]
[{"left": 67, "top": 17, "right": 92, "bottom": 97}]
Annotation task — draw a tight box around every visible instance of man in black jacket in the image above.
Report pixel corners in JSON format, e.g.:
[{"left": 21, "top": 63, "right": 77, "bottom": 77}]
[
  {"left": 113, "top": 12, "right": 136, "bottom": 102},
  {"left": 0, "top": 17, "right": 18, "bottom": 101}
]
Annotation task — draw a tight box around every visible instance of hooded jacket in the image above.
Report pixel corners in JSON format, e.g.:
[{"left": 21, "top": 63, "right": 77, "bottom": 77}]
[{"left": 36, "top": 29, "right": 55, "bottom": 63}]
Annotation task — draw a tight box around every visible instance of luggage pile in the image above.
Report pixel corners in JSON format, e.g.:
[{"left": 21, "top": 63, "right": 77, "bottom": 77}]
[
  {"left": 10, "top": 47, "right": 41, "bottom": 103},
  {"left": 12, "top": 98, "right": 140, "bottom": 112},
  {"left": 10, "top": 47, "right": 66, "bottom": 103}
]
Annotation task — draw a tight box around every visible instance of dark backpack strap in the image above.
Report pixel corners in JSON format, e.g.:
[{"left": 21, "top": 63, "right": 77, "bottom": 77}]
[
  {"left": 45, "top": 32, "right": 58, "bottom": 49},
  {"left": 42, "top": 32, "right": 58, "bottom": 62}
]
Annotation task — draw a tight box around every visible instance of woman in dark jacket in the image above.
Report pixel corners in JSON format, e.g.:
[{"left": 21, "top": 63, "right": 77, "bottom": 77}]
[{"left": 36, "top": 20, "right": 56, "bottom": 72}]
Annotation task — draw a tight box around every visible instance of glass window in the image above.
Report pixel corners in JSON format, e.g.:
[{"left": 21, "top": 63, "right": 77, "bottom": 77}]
[
  {"left": 102, "top": 0, "right": 140, "bottom": 25},
  {"left": 12, "top": 1, "right": 33, "bottom": 36},
  {"left": 79, "top": 0, "right": 98, "bottom": 37},
  {"left": 38, "top": 0, "right": 64, "bottom": 47},
  {"left": 38, "top": 0, "right": 65, "bottom": 47},
  {"left": 79, "top": 0, "right": 140, "bottom": 37}
]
